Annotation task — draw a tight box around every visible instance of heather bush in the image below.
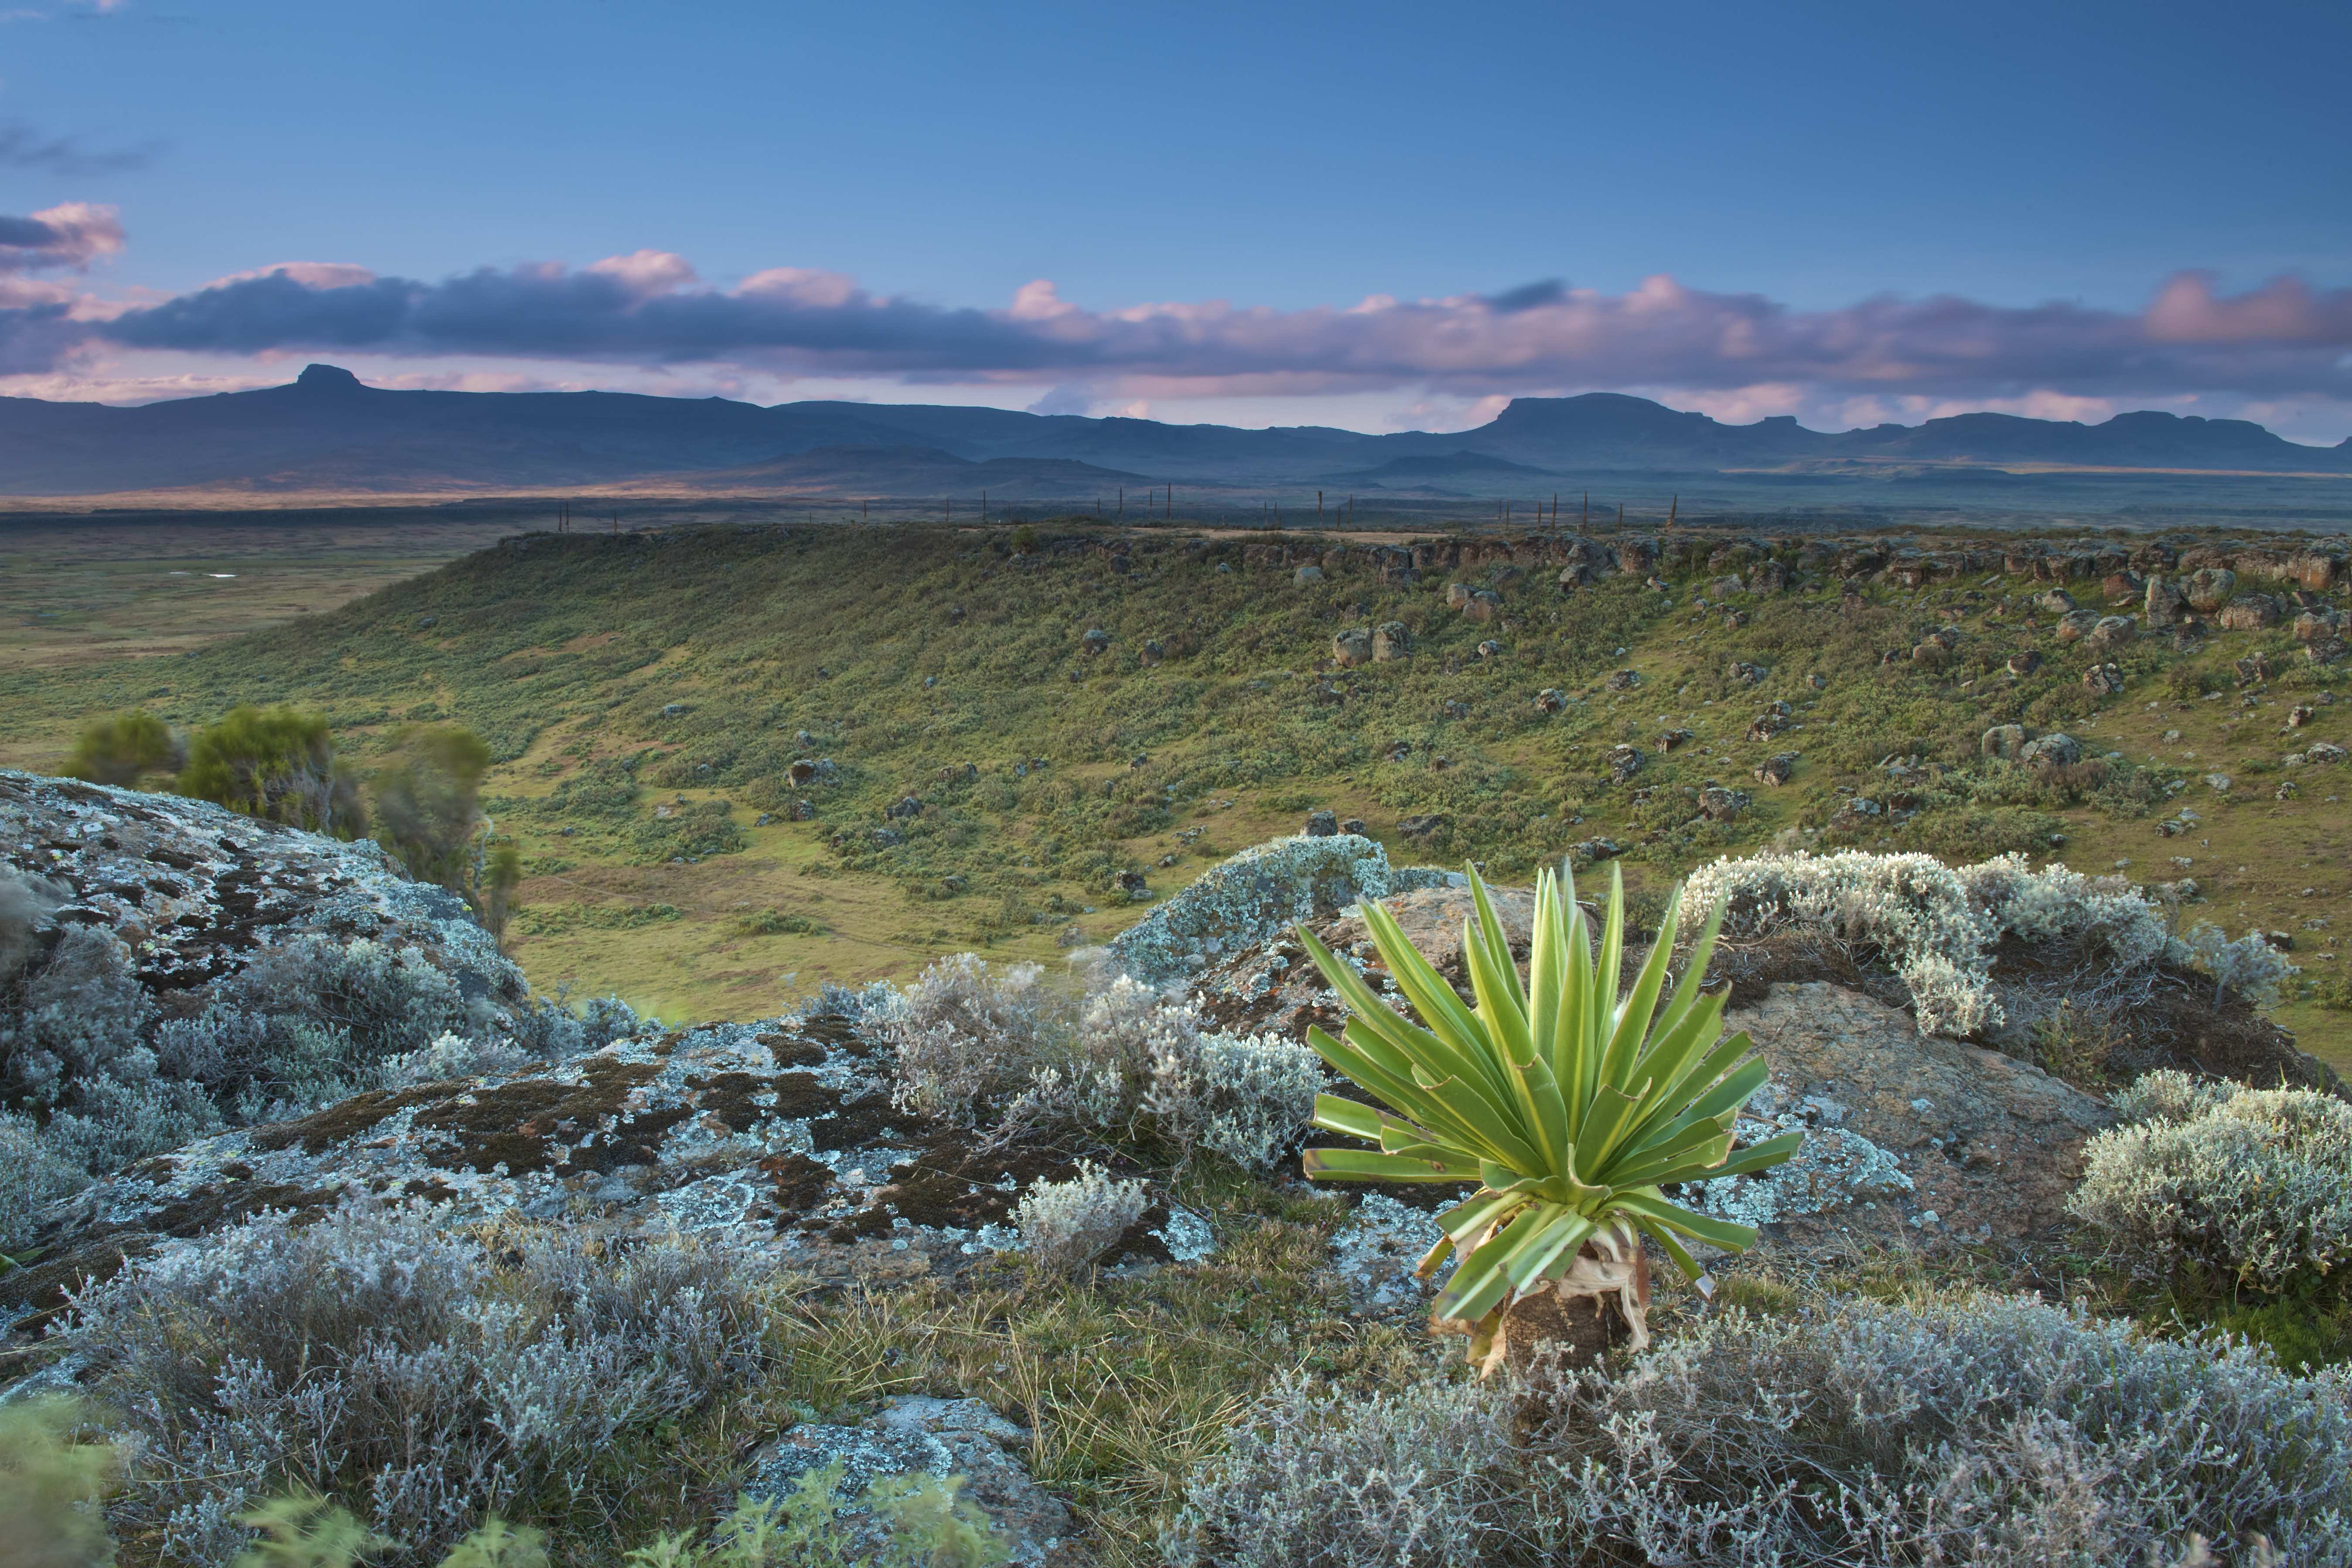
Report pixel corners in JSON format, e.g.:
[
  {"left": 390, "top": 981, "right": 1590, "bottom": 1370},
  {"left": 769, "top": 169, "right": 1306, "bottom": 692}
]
[
  {"left": 0, "top": 1109, "right": 89, "bottom": 1254},
  {"left": 1168, "top": 1294, "right": 2352, "bottom": 1567},
  {"left": 68, "top": 1194, "right": 769, "bottom": 1565},
  {"left": 369, "top": 725, "right": 494, "bottom": 892},
  {"left": 2070, "top": 1073, "right": 2352, "bottom": 1298},
  {"left": 872, "top": 953, "right": 1066, "bottom": 1126},
  {"left": 2177, "top": 921, "right": 2299, "bottom": 1008},
  {"left": 1012, "top": 1160, "right": 1148, "bottom": 1274},
  {"left": 65, "top": 707, "right": 183, "bottom": 788},
  {"left": 178, "top": 705, "right": 367, "bottom": 840}
]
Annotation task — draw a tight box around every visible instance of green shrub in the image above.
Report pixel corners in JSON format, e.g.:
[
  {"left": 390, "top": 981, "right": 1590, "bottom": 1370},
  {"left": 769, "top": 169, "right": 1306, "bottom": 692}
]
[
  {"left": 63, "top": 708, "right": 181, "bottom": 788},
  {"left": 179, "top": 705, "right": 367, "bottom": 838},
  {"left": 370, "top": 725, "right": 494, "bottom": 891},
  {"left": 0, "top": 1397, "right": 118, "bottom": 1568}
]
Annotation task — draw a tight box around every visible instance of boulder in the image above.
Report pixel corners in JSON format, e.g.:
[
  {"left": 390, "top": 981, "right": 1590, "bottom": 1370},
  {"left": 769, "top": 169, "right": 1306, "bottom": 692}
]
[
  {"left": 1371, "top": 622, "right": 1411, "bottom": 662},
  {"left": 2086, "top": 615, "right": 2136, "bottom": 649},
  {"left": 1079, "top": 628, "right": 1111, "bottom": 655},
  {"left": 1444, "top": 582, "right": 1471, "bottom": 608},
  {"left": 2020, "top": 733, "right": 2082, "bottom": 769},
  {"left": 2237, "top": 652, "right": 2275, "bottom": 684},
  {"left": 1981, "top": 724, "right": 2037, "bottom": 761},
  {"left": 1604, "top": 668, "right": 1641, "bottom": 691},
  {"left": 2144, "top": 575, "right": 2188, "bottom": 628},
  {"left": 1747, "top": 560, "right": 1789, "bottom": 595},
  {"left": 1475, "top": 639, "right": 1504, "bottom": 659},
  {"left": 1463, "top": 590, "right": 1503, "bottom": 623},
  {"left": 2287, "top": 549, "right": 2343, "bottom": 591},
  {"left": 2006, "top": 651, "right": 2043, "bottom": 676},
  {"left": 2184, "top": 567, "right": 2236, "bottom": 614},
  {"left": 1604, "top": 745, "right": 1644, "bottom": 782},
  {"left": 1397, "top": 813, "right": 1447, "bottom": 840},
  {"left": 2100, "top": 571, "right": 2144, "bottom": 602},
  {"left": 1698, "top": 786, "right": 1748, "bottom": 822},
  {"left": 2035, "top": 588, "right": 2076, "bottom": 615},
  {"left": 2054, "top": 609, "right": 2101, "bottom": 643},
  {"left": 1293, "top": 564, "right": 1324, "bottom": 586},
  {"left": 1302, "top": 810, "right": 1339, "bottom": 837},
  {"left": 1708, "top": 574, "right": 1745, "bottom": 599},
  {"left": 2217, "top": 593, "right": 2282, "bottom": 630},
  {"left": 1330, "top": 628, "right": 1372, "bottom": 667},
  {"left": 2293, "top": 608, "right": 2342, "bottom": 643},
  {"left": 1752, "top": 753, "right": 1796, "bottom": 786},
  {"left": 1728, "top": 661, "right": 1768, "bottom": 684},
  {"left": 2082, "top": 663, "right": 2127, "bottom": 697},
  {"left": 1533, "top": 688, "right": 1567, "bottom": 714}
]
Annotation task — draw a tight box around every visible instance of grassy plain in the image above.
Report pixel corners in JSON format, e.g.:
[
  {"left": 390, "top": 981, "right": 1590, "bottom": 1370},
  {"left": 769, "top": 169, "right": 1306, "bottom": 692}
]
[{"left": 0, "top": 514, "right": 2348, "bottom": 1073}]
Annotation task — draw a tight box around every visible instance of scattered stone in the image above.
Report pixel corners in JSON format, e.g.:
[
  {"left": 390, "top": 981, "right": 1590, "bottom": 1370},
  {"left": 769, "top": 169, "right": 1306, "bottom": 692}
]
[
  {"left": 2144, "top": 575, "right": 2188, "bottom": 628},
  {"left": 2293, "top": 608, "right": 2342, "bottom": 643},
  {"left": 2054, "top": 609, "right": 2101, "bottom": 643},
  {"left": 1141, "top": 639, "right": 1166, "bottom": 666},
  {"left": 2006, "top": 651, "right": 2043, "bottom": 676},
  {"left": 1654, "top": 728, "right": 1694, "bottom": 754},
  {"left": 1752, "top": 753, "right": 1796, "bottom": 786},
  {"left": 1079, "top": 628, "right": 1111, "bottom": 655},
  {"left": 1571, "top": 836, "right": 1624, "bottom": 864},
  {"left": 2082, "top": 663, "right": 2127, "bottom": 697},
  {"left": 2184, "top": 567, "right": 2237, "bottom": 613},
  {"left": 413, "top": 615, "right": 438, "bottom": 629},
  {"left": 788, "top": 799, "right": 816, "bottom": 821},
  {"left": 1980, "top": 724, "right": 2036, "bottom": 761},
  {"left": 2035, "top": 588, "right": 2076, "bottom": 614},
  {"left": 1708, "top": 574, "right": 1745, "bottom": 598},
  {"left": 1475, "top": 639, "right": 1504, "bottom": 659},
  {"left": 1747, "top": 560, "right": 1789, "bottom": 595},
  {"left": 1602, "top": 668, "right": 1640, "bottom": 692},
  {"left": 1338, "top": 818, "right": 1365, "bottom": 836},
  {"left": 1398, "top": 813, "right": 1447, "bottom": 840},
  {"left": 2218, "top": 594, "right": 2282, "bottom": 631},
  {"left": 2086, "top": 615, "right": 2136, "bottom": 649},
  {"left": 1330, "top": 628, "right": 1372, "bottom": 667},
  {"left": 2019, "top": 733, "right": 2082, "bottom": 769},
  {"left": 870, "top": 827, "right": 903, "bottom": 847},
  {"left": 1442, "top": 699, "right": 1470, "bottom": 720},
  {"left": 1698, "top": 786, "right": 1748, "bottom": 823},
  {"left": 1604, "top": 745, "right": 1644, "bottom": 782},
  {"left": 884, "top": 796, "right": 921, "bottom": 820},
  {"left": 2309, "top": 637, "right": 2350, "bottom": 666},
  {"left": 661, "top": 702, "right": 688, "bottom": 719},
  {"left": 2204, "top": 774, "right": 2233, "bottom": 794},
  {"left": 2236, "top": 652, "right": 2275, "bottom": 685},
  {"left": 1302, "top": 810, "right": 1339, "bottom": 837},
  {"left": 2308, "top": 741, "right": 2349, "bottom": 764},
  {"left": 1383, "top": 740, "right": 1412, "bottom": 763},
  {"left": 2289, "top": 704, "right": 2316, "bottom": 728},
  {"left": 1464, "top": 591, "right": 1503, "bottom": 624},
  {"left": 1808, "top": 672, "right": 1828, "bottom": 689},
  {"left": 1293, "top": 565, "right": 1324, "bottom": 585},
  {"left": 1728, "top": 661, "right": 1768, "bottom": 684},
  {"left": 1371, "top": 622, "right": 1411, "bottom": 662},
  {"left": 1533, "top": 687, "right": 1567, "bottom": 714},
  {"left": 1444, "top": 582, "right": 1471, "bottom": 608},
  {"left": 1116, "top": 870, "right": 1150, "bottom": 901},
  {"left": 2101, "top": 570, "right": 2144, "bottom": 602}
]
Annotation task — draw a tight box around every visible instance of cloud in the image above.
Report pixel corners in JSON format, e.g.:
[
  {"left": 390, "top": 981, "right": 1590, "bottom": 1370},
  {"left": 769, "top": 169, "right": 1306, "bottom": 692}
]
[
  {"left": 0, "top": 119, "right": 158, "bottom": 176},
  {"left": 0, "top": 202, "right": 124, "bottom": 272},
  {"left": 8, "top": 240, "right": 2352, "bottom": 415}
]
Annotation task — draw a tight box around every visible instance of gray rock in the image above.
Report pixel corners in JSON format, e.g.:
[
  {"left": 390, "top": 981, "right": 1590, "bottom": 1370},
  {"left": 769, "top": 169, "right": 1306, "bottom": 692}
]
[
  {"left": 1747, "top": 560, "right": 1789, "bottom": 595},
  {"left": 1698, "top": 786, "right": 1748, "bottom": 822},
  {"left": 744, "top": 1396, "right": 1072, "bottom": 1567},
  {"left": 1981, "top": 724, "right": 2036, "bottom": 761},
  {"left": 1752, "top": 753, "right": 1796, "bottom": 786},
  {"left": 2036, "top": 589, "right": 2076, "bottom": 615},
  {"left": 1302, "top": 810, "right": 1339, "bottom": 837},
  {"left": 1330, "top": 628, "right": 1372, "bottom": 667},
  {"left": 1371, "top": 622, "right": 1411, "bottom": 662},
  {"left": 1463, "top": 590, "right": 1502, "bottom": 624},
  {"left": 1605, "top": 744, "right": 1643, "bottom": 782},
  {"left": 2019, "top": 733, "right": 2082, "bottom": 769},
  {"left": 2086, "top": 615, "right": 2136, "bottom": 649},
  {"left": 2218, "top": 593, "right": 2282, "bottom": 630},
  {"left": 2184, "top": 567, "right": 2237, "bottom": 613},
  {"left": 2054, "top": 609, "right": 2101, "bottom": 643},
  {"left": 1533, "top": 688, "right": 1567, "bottom": 714},
  {"left": 2145, "top": 575, "right": 2188, "bottom": 628},
  {"left": 1293, "top": 564, "right": 1324, "bottom": 585},
  {"left": 1079, "top": 628, "right": 1111, "bottom": 655},
  {"left": 2082, "top": 663, "right": 2127, "bottom": 697}
]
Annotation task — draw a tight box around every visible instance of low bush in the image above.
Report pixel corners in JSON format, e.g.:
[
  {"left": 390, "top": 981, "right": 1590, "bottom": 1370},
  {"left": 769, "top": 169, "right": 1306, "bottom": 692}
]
[
  {"left": 178, "top": 705, "right": 368, "bottom": 840},
  {"left": 1014, "top": 1160, "right": 1148, "bottom": 1274},
  {"left": 63, "top": 708, "right": 182, "bottom": 788},
  {"left": 1168, "top": 1293, "right": 2352, "bottom": 1566},
  {"left": 869, "top": 956, "right": 1325, "bottom": 1166},
  {"left": 2070, "top": 1072, "right": 2352, "bottom": 1300},
  {"left": 68, "top": 1194, "right": 769, "bottom": 1565}
]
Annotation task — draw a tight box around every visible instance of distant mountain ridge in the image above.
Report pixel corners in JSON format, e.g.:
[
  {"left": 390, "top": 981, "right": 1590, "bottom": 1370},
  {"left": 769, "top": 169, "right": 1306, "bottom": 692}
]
[{"left": 0, "top": 362, "right": 2345, "bottom": 497}]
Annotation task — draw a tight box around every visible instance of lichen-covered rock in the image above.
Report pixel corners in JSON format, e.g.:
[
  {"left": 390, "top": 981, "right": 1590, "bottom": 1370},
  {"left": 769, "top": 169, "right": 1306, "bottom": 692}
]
[
  {"left": 1371, "top": 622, "right": 1411, "bottom": 662},
  {"left": 2218, "top": 594, "right": 2282, "bottom": 631},
  {"left": 2184, "top": 567, "right": 2237, "bottom": 614},
  {"left": 2020, "top": 733, "right": 2082, "bottom": 769},
  {"left": 1107, "top": 834, "right": 1448, "bottom": 987},
  {"left": 1329, "top": 628, "right": 1372, "bottom": 666}
]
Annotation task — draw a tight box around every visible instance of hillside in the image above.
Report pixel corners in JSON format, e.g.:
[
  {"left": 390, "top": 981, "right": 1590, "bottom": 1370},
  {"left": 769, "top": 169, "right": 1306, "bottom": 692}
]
[
  {"left": 4, "top": 516, "right": 2352, "bottom": 1071},
  {"left": 3, "top": 364, "right": 2349, "bottom": 497}
]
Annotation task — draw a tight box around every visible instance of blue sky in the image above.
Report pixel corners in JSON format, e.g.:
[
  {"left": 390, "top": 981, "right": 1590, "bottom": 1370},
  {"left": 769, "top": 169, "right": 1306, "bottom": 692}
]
[{"left": 4, "top": 0, "right": 2349, "bottom": 440}]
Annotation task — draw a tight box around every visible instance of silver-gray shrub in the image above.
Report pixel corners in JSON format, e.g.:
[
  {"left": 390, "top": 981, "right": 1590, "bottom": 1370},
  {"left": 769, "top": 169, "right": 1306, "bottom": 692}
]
[
  {"left": 0, "top": 1107, "right": 91, "bottom": 1254},
  {"left": 1168, "top": 1294, "right": 2352, "bottom": 1567},
  {"left": 2069, "top": 1072, "right": 2352, "bottom": 1294},
  {"left": 873, "top": 957, "right": 1324, "bottom": 1166},
  {"left": 66, "top": 1192, "right": 769, "bottom": 1566}
]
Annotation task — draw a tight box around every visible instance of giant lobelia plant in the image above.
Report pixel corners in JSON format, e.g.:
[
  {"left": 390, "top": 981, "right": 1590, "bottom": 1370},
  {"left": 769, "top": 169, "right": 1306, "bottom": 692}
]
[{"left": 1296, "top": 861, "right": 1802, "bottom": 1372}]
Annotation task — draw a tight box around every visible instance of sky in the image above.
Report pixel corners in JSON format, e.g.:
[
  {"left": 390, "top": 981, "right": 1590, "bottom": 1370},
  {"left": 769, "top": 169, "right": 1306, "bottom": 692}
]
[{"left": 3, "top": 0, "right": 2350, "bottom": 442}]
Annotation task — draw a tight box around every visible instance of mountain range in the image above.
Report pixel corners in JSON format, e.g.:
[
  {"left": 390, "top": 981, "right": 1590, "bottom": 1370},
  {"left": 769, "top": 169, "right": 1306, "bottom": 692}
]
[{"left": 1, "top": 362, "right": 2348, "bottom": 499}]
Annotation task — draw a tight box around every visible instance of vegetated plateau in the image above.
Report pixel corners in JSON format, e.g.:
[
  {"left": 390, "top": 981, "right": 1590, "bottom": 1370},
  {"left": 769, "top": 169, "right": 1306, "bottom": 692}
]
[{"left": 4, "top": 514, "right": 2352, "bottom": 1567}]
